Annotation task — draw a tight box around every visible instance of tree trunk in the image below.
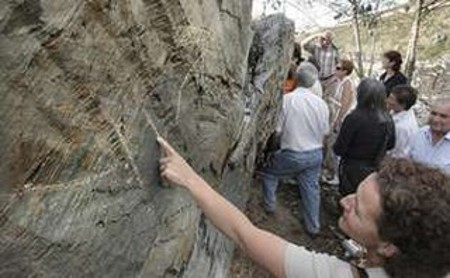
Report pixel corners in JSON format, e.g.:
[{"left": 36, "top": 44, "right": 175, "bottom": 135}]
[
  {"left": 367, "top": 0, "right": 382, "bottom": 77},
  {"left": 404, "top": 0, "right": 423, "bottom": 80},
  {"left": 367, "top": 29, "right": 378, "bottom": 77},
  {"left": 351, "top": 1, "right": 365, "bottom": 78}
]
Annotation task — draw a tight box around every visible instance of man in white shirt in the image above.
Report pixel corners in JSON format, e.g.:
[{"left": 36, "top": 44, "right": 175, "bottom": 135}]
[
  {"left": 386, "top": 85, "right": 419, "bottom": 158},
  {"left": 409, "top": 97, "right": 450, "bottom": 173},
  {"left": 297, "top": 61, "right": 323, "bottom": 98},
  {"left": 258, "top": 64, "right": 330, "bottom": 237}
]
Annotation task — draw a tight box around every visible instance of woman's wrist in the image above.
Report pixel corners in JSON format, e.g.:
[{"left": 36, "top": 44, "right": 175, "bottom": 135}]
[{"left": 184, "top": 172, "right": 206, "bottom": 190}]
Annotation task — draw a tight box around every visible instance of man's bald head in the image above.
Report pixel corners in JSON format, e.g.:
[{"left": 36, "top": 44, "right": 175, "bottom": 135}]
[
  {"left": 324, "top": 31, "right": 333, "bottom": 40},
  {"left": 320, "top": 31, "right": 333, "bottom": 47},
  {"left": 429, "top": 96, "right": 450, "bottom": 136},
  {"left": 433, "top": 97, "right": 450, "bottom": 107}
]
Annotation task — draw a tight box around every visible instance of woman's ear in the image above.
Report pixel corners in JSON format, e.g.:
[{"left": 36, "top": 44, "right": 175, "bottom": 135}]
[{"left": 377, "top": 242, "right": 399, "bottom": 258}]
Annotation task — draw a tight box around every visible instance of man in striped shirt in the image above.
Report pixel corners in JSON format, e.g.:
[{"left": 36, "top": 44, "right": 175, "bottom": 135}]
[{"left": 303, "top": 31, "right": 340, "bottom": 101}]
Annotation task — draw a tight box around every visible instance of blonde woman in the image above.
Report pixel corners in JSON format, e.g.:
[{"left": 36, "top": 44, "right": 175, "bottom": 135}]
[
  {"left": 324, "top": 59, "right": 356, "bottom": 184},
  {"left": 331, "top": 59, "right": 356, "bottom": 130}
]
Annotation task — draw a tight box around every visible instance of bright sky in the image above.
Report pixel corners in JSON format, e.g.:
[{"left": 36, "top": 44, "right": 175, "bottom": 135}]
[
  {"left": 252, "top": 0, "right": 337, "bottom": 31},
  {"left": 252, "top": 0, "right": 409, "bottom": 32}
]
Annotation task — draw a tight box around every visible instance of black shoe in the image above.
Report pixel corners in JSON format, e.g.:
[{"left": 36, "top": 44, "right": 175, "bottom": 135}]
[
  {"left": 264, "top": 208, "right": 276, "bottom": 216},
  {"left": 261, "top": 202, "right": 276, "bottom": 215},
  {"left": 305, "top": 231, "right": 320, "bottom": 240}
]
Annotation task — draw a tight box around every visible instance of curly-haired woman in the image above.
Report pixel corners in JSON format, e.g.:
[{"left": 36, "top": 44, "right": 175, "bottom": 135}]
[
  {"left": 380, "top": 50, "right": 408, "bottom": 97},
  {"left": 158, "top": 136, "right": 450, "bottom": 278}
]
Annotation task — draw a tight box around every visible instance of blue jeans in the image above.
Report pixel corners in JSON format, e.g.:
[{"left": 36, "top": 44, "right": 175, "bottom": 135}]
[{"left": 259, "top": 148, "right": 323, "bottom": 234}]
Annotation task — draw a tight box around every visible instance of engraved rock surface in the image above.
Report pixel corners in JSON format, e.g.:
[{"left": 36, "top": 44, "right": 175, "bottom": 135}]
[{"left": 0, "top": 0, "right": 293, "bottom": 276}]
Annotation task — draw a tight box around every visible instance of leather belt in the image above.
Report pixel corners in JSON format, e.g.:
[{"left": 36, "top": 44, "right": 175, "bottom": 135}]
[{"left": 320, "top": 75, "right": 334, "bottom": 81}]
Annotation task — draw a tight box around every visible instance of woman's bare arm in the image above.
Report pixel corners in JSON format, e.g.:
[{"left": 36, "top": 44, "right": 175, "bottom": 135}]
[
  {"left": 335, "top": 80, "right": 354, "bottom": 129},
  {"left": 157, "top": 137, "right": 288, "bottom": 277}
]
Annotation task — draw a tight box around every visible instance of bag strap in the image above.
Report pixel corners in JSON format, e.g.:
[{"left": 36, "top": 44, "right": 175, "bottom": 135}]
[{"left": 357, "top": 267, "right": 369, "bottom": 278}]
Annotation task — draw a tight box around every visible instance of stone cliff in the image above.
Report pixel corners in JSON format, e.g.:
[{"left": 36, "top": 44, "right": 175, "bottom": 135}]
[{"left": 0, "top": 1, "right": 293, "bottom": 277}]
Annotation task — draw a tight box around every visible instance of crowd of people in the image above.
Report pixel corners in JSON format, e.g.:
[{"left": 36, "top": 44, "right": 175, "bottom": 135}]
[{"left": 156, "top": 31, "right": 450, "bottom": 277}]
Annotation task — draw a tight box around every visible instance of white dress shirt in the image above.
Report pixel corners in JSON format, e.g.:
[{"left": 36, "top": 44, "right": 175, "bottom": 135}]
[
  {"left": 409, "top": 126, "right": 450, "bottom": 173},
  {"left": 310, "top": 80, "right": 323, "bottom": 98},
  {"left": 388, "top": 109, "right": 419, "bottom": 158},
  {"left": 276, "top": 87, "right": 330, "bottom": 152}
]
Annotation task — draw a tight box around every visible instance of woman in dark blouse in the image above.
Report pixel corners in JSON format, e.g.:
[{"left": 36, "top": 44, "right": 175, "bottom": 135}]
[
  {"left": 379, "top": 50, "right": 408, "bottom": 97},
  {"left": 333, "top": 78, "right": 395, "bottom": 196}
]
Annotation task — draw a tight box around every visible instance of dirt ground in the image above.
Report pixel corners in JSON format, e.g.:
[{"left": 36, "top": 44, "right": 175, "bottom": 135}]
[{"left": 229, "top": 177, "right": 345, "bottom": 277}]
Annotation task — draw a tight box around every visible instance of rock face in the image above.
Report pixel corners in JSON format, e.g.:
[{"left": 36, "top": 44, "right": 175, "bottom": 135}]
[
  {"left": 412, "top": 55, "right": 450, "bottom": 125},
  {"left": 0, "top": 0, "right": 294, "bottom": 276}
]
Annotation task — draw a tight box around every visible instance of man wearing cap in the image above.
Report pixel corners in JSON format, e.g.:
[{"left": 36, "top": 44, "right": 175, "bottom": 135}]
[
  {"left": 302, "top": 31, "right": 340, "bottom": 102},
  {"left": 258, "top": 64, "right": 330, "bottom": 238}
]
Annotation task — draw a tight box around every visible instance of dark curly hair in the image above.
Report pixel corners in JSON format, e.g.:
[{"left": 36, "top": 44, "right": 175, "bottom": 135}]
[
  {"left": 383, "top": 50, "right": 403, "bottom": 72},
  {"left": 391, "top": 85, "right": 418, "bottom": 110},
  {"left": 376, "top": 158, "right": 450, "bottom": 278}
]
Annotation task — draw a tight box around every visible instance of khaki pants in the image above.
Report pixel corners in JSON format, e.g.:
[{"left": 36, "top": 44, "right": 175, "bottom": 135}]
[
  {"left": 320, "top": 76, "right": 339, "bottom": 106},
  {"left": 320, "top": 76, "right": 339, "bottom": 178}
]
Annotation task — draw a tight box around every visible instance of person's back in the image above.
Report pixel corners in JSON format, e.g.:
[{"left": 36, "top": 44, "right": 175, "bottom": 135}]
[
  {"left": 334, "top": 109, "right": 395, "bottom": 163},
  {"left": 387, "top": 109, "right": 417, "bottom": 158},
  {"left": 280, "top": 87, "right": 329, "bottom": 152},
  {"left": 333, "top": 78, "right": 395, "bottom": 195},
  {"left": 310, "top": 79, "right": 323, "bottom": 97},
  {"left": 263, "top": 77, "right": 330, "bottom": 236},
  {"left": 386, "top": 85, "right": 419, "bottom": 158}
]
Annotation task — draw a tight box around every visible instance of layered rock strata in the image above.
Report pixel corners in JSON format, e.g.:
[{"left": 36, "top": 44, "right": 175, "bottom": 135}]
[{"left": 0, "top": 1, "right": 294, "bottom": 277}]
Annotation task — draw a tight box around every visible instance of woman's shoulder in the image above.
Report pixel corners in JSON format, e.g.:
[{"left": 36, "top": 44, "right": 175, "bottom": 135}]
[
  {"left": 342, "top": 77, "right": 352, "bottom": 85},
  {"left": 347, "top": 110, "right": 391, "bottom": 128},
  {"left": 395, "top": 71, "right": 408, "bottom": 82},
  {"left": 346, "top": 109, "right": 365, "bottom": 120},
  {"left": 342, "top": 77, "right": 356, "bottom": 90},
  {"left": 285, "top": 243, "right": 354, "bottom": 278}
]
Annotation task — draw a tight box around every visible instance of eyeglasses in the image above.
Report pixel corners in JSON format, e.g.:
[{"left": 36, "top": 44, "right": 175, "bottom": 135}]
[{"left": 336, "top": 66, "right": 342, "bottom": 70}]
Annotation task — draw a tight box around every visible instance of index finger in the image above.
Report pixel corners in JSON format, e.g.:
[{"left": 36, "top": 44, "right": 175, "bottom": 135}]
[{"left": 157, "top": 137, "right": 176, "bottom": 156}]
